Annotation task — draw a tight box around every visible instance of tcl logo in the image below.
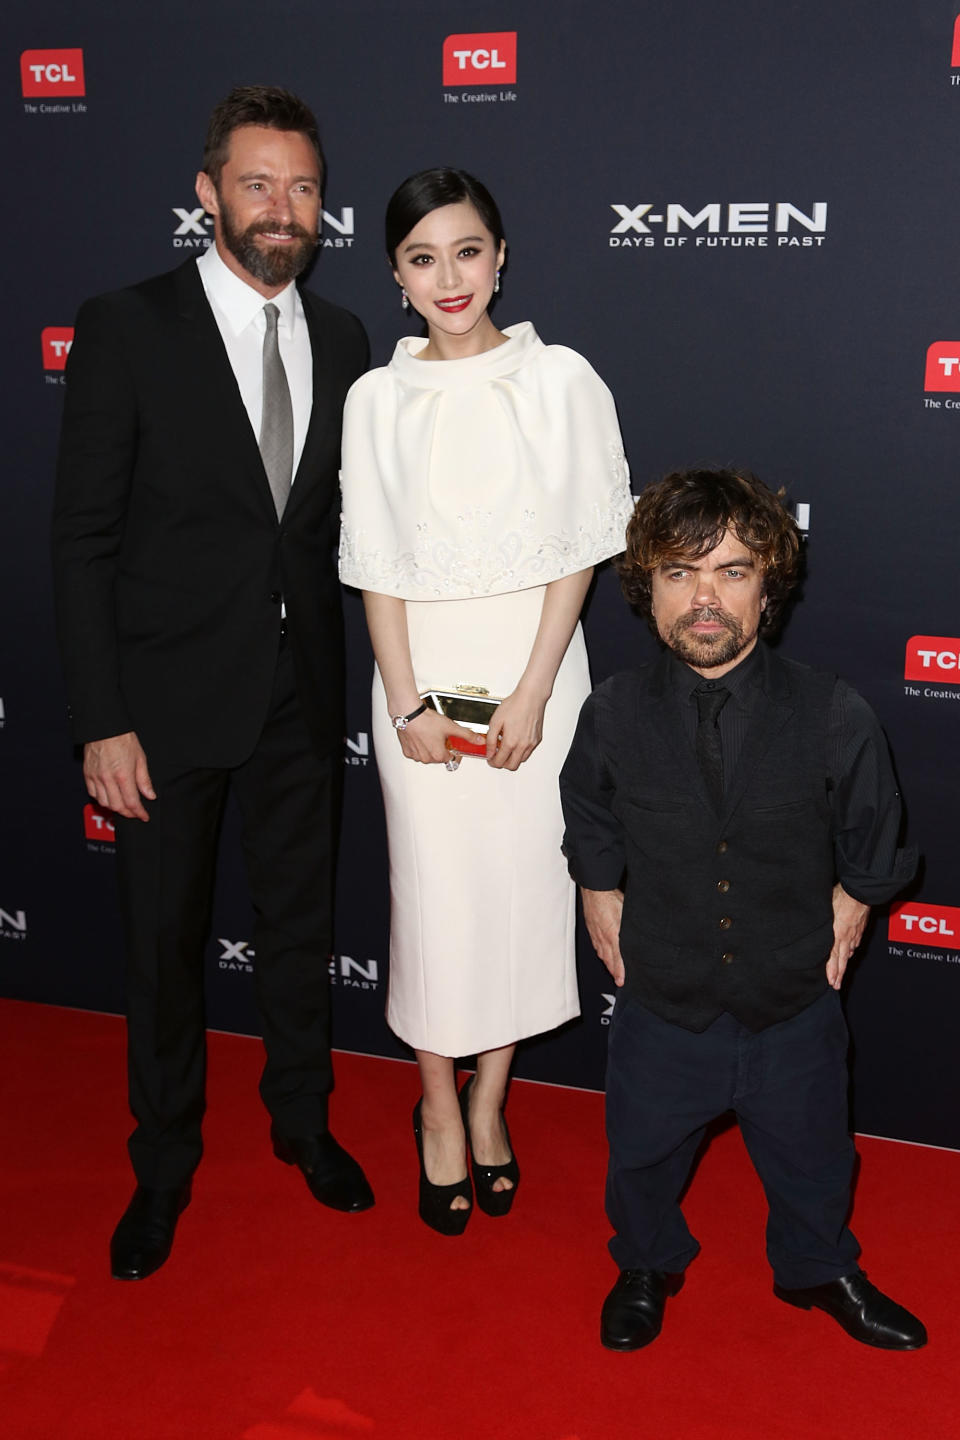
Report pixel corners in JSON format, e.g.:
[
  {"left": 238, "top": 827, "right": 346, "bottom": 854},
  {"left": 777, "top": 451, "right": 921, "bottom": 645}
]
[
  {"left": 889, "top": 902, "right": 959, "bottom": 948},
  {"left": 443, "top": 32, "right": 517, "bottom": 85},
  {"left": 904, "top": 636, "right": 960, "bottom": 682},
  {"left": 83, "top": 802, "right": 116, "bottom": 842},
  {"left": 21, "top": 49, "right": 85, "bottom": 97},
  {"left": 923, "top": 342, "right": 960, "bottom": 392},
  {"left": 42, "top": 327, "right": 74, "bottom": 371}
]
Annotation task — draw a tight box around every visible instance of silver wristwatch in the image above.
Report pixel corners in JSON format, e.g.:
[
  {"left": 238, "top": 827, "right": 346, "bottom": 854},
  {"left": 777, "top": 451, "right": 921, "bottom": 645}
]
[{"left": 392, "top": 703, "right": 427, "bottom": 731}]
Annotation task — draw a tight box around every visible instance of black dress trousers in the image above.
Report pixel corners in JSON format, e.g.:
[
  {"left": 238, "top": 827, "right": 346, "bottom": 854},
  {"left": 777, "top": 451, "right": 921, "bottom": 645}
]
[
  {"left": 604, "top": 988, "right": 862, "bottom": 1289},
  {"left": 115, "top": 641, "right": 339, "bottom": 1188}
]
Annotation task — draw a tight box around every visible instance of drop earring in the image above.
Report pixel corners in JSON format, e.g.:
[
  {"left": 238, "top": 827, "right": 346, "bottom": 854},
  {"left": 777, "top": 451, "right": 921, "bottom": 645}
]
[
  {"left": 493, "top": 270, "right": 501, "bottom": 294},
  {"left": 401, "top": 289, "right": 410, "bottom": 311}
]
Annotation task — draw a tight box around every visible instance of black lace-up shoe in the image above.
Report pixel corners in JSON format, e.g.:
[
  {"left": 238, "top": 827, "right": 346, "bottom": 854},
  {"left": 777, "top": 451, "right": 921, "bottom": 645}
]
[
  {"left": 271, "top": 1127, "right": 374, "bottom": 1213},
  {"left": 600, "top": 1268, "right": 684, "bottom": 1351},
  {"left": 774, "top": 1269, "right": 927, "bottom": 1349},
  {"left": 110, "top": 1183, "right": 192, "bottom": 1280}
]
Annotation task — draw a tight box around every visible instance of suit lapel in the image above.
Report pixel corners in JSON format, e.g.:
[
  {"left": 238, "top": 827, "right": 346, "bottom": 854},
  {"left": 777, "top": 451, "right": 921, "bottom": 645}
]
[{"left": 172, "top": 260, "right": 279, "bottom": 526}]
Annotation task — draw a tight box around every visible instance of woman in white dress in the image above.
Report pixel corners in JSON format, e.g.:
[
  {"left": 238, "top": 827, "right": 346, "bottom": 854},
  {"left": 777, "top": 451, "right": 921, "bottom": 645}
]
[{"left": 339, "top": 169, "right": 632, "bottom": 1234}]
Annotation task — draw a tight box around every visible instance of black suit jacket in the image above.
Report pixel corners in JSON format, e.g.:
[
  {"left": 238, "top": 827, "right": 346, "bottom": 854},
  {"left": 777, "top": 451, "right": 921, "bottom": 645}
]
[{"left": 52, "top": 259, "right": 368, "bottom": 772}]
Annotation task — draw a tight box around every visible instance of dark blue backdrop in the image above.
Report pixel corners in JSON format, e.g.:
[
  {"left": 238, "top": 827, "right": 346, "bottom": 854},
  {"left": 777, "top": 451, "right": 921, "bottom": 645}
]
[{"left": 4, "top": 0, "right": 958, "bottom": 1148}]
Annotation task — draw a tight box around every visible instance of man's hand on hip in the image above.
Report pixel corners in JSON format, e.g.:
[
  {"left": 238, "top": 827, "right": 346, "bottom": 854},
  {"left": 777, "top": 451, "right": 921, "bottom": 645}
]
[
  {"left": 826, "top": 882, "right": 870, "bottom": 989},
  {"left": 581, "top": 887, "right": 626, "bottom": 987},
  {"left": 83, "top": 733, "right": 156, "bottom": 822}
]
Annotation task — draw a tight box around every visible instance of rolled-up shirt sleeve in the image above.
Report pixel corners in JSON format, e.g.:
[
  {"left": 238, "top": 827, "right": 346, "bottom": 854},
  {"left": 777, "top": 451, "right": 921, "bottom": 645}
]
[
  {"left": 560, "top": 689, "right": 627, "bottom": 891},
  {"left": 830, "top": 680, "right": 917, "bottom": 904}
]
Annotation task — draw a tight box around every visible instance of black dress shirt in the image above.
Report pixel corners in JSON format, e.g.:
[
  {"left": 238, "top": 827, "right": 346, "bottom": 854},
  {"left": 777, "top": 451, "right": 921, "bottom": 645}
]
[{"left": 562, "top": 643, "right": 917, "bottom": 907}]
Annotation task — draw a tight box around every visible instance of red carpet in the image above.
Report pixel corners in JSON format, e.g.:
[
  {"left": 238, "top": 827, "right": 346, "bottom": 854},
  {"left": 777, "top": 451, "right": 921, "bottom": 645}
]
[{"left": 1, "top": 999, "right": 957, "bottom": 1440}]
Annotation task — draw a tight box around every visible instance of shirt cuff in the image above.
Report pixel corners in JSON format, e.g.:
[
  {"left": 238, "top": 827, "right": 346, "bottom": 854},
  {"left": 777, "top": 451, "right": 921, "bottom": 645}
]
[
  {"left": 561, "top": 842, "right": 625, "bottom": 892},
  {"left": 838, "top": 844, "right": 919, "bottom": 906}
]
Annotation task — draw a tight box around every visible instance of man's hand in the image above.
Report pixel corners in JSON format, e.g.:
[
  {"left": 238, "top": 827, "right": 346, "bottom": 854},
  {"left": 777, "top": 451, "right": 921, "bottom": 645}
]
[
  {"left": 83, "top": 732, "right": 155, "bottom": 822},
  {"left": 826, "top": 882, "right": 870, "bottom": 989},
  {"left": 581, "top": 887, "right": 625, "bottom": 987}
]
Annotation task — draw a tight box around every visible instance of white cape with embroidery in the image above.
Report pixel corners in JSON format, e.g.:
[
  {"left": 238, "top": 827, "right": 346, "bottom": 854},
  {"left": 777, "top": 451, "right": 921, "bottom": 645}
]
[{"left": 339, "top": 322, "right": 632, "bottom": 599}]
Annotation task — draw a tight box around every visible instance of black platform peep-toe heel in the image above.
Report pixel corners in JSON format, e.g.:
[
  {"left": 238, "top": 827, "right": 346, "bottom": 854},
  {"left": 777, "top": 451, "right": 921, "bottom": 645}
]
[
  {"left": 412, "top": 1099, "right": 472, "bottom": 1235},
  {"left": 459, "top": 1074, "right": 520, "bottom": 1217}
]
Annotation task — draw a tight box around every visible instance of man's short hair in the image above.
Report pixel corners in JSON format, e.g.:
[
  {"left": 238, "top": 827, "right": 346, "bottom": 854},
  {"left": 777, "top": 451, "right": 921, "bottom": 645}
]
[
  {"left": 616, "top": 467, "right": 802, "bottom": 635},
  {"left": 202, "top": 85, "right": 325, "bottom": 187}
]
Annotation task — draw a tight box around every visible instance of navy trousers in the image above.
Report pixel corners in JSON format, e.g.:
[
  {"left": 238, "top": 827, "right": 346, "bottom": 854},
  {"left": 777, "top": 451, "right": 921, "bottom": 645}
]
[{"left": 605, "top": 988, "right": 861, "bottom": 1289}]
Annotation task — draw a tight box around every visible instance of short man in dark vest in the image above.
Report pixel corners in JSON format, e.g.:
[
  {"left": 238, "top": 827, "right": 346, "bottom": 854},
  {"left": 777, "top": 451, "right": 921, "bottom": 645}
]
[{"left": 560, "top": 468, "right": 925, "bottom": 1352}]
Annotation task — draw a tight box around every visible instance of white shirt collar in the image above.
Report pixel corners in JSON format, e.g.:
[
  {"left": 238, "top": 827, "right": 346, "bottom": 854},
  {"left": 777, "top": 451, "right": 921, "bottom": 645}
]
[{"left": 197, "top": 242, "right": 299, "bottom": 337}]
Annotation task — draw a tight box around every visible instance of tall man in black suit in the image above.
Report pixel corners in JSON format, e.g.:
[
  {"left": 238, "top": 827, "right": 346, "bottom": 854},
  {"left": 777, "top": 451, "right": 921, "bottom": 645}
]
[
  {"left": 560, "top": 469, "right": 926, "bottom": 1352},
  {"left": 52, "top": 86, "right": 373, "bottom": 1281}
]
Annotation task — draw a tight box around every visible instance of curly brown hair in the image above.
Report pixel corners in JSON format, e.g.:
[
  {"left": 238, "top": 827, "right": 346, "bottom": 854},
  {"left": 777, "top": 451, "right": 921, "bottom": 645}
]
[{"left": 616, "top": 467, "right": 802, "bottom": 636}]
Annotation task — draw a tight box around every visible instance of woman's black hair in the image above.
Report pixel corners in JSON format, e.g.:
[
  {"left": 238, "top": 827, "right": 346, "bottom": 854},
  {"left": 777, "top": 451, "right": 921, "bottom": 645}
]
[{"left": 385, "top": 168, "right": 505, "bottom": 265}]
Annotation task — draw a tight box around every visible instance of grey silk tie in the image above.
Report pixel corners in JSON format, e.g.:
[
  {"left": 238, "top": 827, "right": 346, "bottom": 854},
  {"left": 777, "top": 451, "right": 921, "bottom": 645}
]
[
  {"left": 694, "top": 684, "right": 730, "bottom": 810},
  {"left": 259, "top": 302, "right": 294, "bottom": 519}
]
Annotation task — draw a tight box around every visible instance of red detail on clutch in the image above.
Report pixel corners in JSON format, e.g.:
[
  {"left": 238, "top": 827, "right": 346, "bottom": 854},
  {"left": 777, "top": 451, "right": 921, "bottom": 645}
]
[{"left": 446, "top": 734, "right": 488, "bottom": 757}]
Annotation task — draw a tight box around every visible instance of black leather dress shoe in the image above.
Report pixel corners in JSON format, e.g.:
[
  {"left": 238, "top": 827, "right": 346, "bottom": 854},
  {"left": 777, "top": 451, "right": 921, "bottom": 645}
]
[
  {"left": 600, "top": 1269, "right": 684, "bottom": 1351},
  {"left": 110, "top": 1182, "right": 192, "bottom": 1281},
  {"left": 773, "top": 1269, "right": 927, "bottom": 1349},
  {"left": 271, "top": 1126, "right": 374, "bottom": 1212}
]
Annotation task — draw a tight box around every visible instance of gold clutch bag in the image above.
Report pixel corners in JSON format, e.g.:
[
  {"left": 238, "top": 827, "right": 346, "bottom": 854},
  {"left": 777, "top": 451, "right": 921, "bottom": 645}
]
[{"left": 419, "top": 685, "right": 502, "bottom": 756}]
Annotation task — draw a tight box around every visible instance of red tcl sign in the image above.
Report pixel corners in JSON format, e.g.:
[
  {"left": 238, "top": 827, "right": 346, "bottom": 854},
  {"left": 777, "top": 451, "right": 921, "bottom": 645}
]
[
  {"left": 21, "top": 49, "right": 85, "bottom": 97},
  {"left": 443, "top": 33, "right": 517, "bottom": 85},
  {"left": 904, "top": 636, "right": 960, "bottom": 682},
  {"left": 924, "top": 341, "right": 960, "bottom": 392},
  {"left": 889, "top": 902, "right": 959, "bottom": 948},
  {"left": 42, "top": 327, "right": 74, "bottom": 371},
  {"left": 83, "top": 803, "right": 116, "bottom": 842}
]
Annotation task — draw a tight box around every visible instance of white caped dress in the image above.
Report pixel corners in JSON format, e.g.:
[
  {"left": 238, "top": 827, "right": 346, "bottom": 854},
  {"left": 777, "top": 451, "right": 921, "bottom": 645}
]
[{"left": 339, "top": 323, "right": 632, "bottom": 1056}]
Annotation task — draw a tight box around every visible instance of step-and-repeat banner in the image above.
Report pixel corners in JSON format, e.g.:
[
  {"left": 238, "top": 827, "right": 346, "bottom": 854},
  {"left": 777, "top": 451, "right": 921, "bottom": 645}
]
[{"left": 4, "top": 2, "right": 958, "bottom": 1148}]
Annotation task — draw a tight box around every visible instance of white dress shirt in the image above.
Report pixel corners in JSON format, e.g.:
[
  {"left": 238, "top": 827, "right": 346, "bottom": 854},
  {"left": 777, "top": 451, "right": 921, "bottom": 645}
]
[{"left": 196, "top": 243, "right": 313, "bottom": 483}]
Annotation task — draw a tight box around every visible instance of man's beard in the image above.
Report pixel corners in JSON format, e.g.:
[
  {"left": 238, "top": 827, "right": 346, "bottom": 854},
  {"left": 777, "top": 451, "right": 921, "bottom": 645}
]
[
  {"left": 665, "top": 607, "right": 749, "bottom": 670},
  {"left": 219, "top": 200, "right": 317, "bottom": 287}
]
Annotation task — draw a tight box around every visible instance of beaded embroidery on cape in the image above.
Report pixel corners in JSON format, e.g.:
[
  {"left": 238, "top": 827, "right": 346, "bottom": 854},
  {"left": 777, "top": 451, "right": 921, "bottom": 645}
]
[{"left": 339, "top": 323, "right": 633, "bottom": 600}]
